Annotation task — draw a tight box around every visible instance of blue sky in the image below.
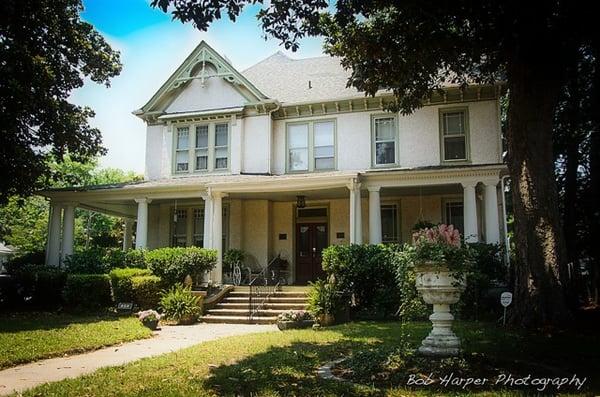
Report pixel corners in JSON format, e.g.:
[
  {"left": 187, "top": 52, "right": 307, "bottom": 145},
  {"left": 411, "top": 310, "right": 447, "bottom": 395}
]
[{"left": 73, "top": 0, "right": 325, "bottom": 173}]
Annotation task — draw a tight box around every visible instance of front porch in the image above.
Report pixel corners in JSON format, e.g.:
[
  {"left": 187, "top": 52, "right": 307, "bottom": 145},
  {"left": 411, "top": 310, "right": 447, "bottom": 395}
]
[{"left": 41, "top": 164, "right": 507, "bottom": 285}]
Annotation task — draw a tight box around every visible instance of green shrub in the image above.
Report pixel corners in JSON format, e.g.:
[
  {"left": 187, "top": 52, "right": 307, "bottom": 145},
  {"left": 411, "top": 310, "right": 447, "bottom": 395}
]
[
  {"left": 131, "top": 275, "right": 162, "bottom": 309},
  {"left": 391, "top": 246, "right": 429, "bottom": 321},
  {"left": 64, "top": 248, "right": 109, "bottom": 274},
  {"left": 123, "top": 249, "right": 147, "bottom": 268},
  {"left": 4, "top": 250, "right": 45, "bottom": 274},
  {"left": 62, "top": 274, "right": 113, "bottom": 310},
  {"left": 307, "top": 279, "right": 342, "bottom": 317},
  {"left": 146, "top": 247, "right": 216, "bottom": 286},
  {"left": 109, "top": 267, "right": 152, "bottom": 302},
  {"left": 159, "top": 284, "right": 202, "bottom": 323},
  {"left": 321, "top": 244, "right": 401, "bottom": 319},
  {"left": 7, "top": 265, "right": 66, "bottom": 309}
]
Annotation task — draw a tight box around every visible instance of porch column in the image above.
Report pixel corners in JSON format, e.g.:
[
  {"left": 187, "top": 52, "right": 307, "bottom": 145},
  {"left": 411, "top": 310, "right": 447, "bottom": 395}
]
[
  {"left": 202, "top": 193, "right": 213, "bottom": 249},
  {"left": 122, "top": 218, "right": 134, "bottom": 251},
  {"left": 483, "top": 180, "right": 501, "bottom": 244},
  {"left": 368, "top": 187, "right": 382, "bottom": 244},
  {"left": 462, "top": 181, "right": 479, "bottom": 243},
  {"left": 211, "top": 191, "right": 226, "bottom": 284},
  {"left": 134, "top": 198, "right": 151, "bottom": 249},
  {"left": 61, "top": 203, "right": 76, "bottom": 261},
  {"left": 45, "top": 202, "right": 63, "bottom": 266},
  {"left": 348, "top": 179, "right": 362, "bottom": 244}
]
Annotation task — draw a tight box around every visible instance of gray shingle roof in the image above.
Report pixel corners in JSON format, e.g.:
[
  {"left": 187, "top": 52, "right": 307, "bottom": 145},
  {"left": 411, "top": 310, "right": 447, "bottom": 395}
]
[{"left": 242, "top": 52, "right": 362, "bottom": 104}]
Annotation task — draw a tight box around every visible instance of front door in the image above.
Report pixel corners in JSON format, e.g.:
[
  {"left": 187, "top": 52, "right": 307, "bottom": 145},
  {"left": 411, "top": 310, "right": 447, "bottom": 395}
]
[{"left": 295, "top": 223, "right": 328, "bottom": 285}]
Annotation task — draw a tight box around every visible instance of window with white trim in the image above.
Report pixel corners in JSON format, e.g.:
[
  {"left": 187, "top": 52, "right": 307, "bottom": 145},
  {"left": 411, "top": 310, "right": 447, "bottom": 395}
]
[
  {"left": 441, "top": 109, "right": 468, "bottom": 161},
  {"left": 173, "top": 121, "right": 230, "bottom": 174},
  {"left": 443, "top": 200, "right": 464, "bottom": 234},
  {"left": 195, "top": 125, "right": 209, "bottom": 171},
  {"left": 175, "top": 127, "right": 190, "bottom": 172},
  {"left": 170, "top": 206, "right": 229, "bottom": 249},
  {"left": 381, "top": 204, "right": 400, "bottom": 243},
  {"left": 214, "top": 123, "right": 229, "bottom": 169},
  {"left": 172, "top": 208, "right": 188, "bottom": 247},
  {"left": 286, "top": 120, "right": 336, "bottom": 173},
  {"left": 373, "top": 116, "right": 397, "bottom": 166}
]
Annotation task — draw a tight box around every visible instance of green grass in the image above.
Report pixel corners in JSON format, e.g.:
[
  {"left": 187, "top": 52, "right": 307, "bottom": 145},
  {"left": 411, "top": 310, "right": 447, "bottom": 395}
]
[
  {"left": 0, "top": 312, "right": 152, "bottom": 368},
  {"left": 13, "top": 321, "right": 598, "bottom": 396}
]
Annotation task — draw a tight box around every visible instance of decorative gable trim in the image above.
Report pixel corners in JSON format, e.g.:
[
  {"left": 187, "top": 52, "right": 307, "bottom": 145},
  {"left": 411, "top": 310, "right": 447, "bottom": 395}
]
[{"left": 135, "top": 41, "right": 268, "bottom": 120}]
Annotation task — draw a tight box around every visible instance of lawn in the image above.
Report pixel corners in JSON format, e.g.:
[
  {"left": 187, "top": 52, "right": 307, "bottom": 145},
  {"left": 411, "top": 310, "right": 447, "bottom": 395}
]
[
  {"left": 13, "top": 321, "right": 598, "bottom": 396},
  {"left": 0, "top": 312, "right": 152, "bottom": 368}
]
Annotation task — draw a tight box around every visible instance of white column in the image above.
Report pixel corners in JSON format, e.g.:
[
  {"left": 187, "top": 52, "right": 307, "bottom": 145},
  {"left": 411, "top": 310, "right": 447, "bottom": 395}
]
[
  {"left": 348, "top": 179, "right": 362, "bottom": 244},
  {"left": 202, "top": 193, "right": 213, "bottom": 249},
  {"left": 483, "top": 181, "right": 500, "bottom": 244},
  {"left": 61, "top": 203, "right": 76, "bottom": 261},
  {"left": 45, "top": 202, "right": 63, "bottom": 266},
  {"left": 134, "top": 198, "right": 151, "bottom": 249},
  {"left": 462, "top": 182, "right": 479, "bottom": 243},
  {"left": 368, "top": 187, "right": 382, "bottom": 244},
  {"left": 122, "top": 219, "right": 134, "bottom": 251},
  {"left": 211, "top": 191, "right": 225, "bottom": 284}
]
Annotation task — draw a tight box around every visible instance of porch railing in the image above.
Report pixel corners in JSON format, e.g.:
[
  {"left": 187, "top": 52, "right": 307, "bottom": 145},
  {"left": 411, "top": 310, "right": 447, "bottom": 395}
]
[{"left": 248, "top": 256, "right": 283, "bottom": 321}]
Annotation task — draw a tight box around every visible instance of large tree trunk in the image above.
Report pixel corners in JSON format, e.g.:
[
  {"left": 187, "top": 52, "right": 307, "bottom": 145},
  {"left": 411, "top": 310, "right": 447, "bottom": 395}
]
[
  {"left": 506, "top": 58, "right": 573, "bottom": 328},
  {"left": 588, "top": 41, "right": 600, "bottom": 305}
]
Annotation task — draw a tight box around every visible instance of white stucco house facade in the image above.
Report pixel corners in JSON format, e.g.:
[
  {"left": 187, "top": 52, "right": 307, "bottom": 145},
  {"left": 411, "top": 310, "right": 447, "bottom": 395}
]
[{"left": 42, "top": 41, "right": 507, "bottom": 285}]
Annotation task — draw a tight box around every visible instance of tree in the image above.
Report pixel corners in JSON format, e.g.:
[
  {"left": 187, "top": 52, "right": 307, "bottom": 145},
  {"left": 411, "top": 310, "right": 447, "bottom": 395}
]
[
  {"left": 0, "top": 0, "right": 121, "bottom": 201},
  {"left": 0, "top": 156, "right": 142, "bottom": 255},
  {"left": 151, "top": 0, "right": 597, "bottom": 327}
]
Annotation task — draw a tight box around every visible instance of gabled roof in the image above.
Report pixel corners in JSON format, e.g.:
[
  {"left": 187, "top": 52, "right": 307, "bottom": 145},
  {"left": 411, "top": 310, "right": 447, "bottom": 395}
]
[
  {"left": 135, "top": 41, "right": 268, "bottom": 117},
  {"left": 241, "top": 52, "right": 361, "bottom": 104}
]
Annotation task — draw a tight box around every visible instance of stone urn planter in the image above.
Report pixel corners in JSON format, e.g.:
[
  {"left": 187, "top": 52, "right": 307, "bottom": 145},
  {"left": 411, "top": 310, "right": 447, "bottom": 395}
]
[
  {"left": 277, "top": 320, "right": 314, "bottom": 331},
  {"left": 415, "top": 262, "right": 466, "bottom": 356}
]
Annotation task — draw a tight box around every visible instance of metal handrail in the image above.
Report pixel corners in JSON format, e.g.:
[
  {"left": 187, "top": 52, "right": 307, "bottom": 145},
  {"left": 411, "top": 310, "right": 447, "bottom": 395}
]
[{"left": 248, "top": 256, "right": 282, "bottom": 321}]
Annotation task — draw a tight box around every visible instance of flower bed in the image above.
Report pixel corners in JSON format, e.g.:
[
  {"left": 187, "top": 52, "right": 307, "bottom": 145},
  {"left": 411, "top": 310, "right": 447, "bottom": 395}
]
[{"left": 276, "top": 310, "right": 314, "bottom": 330}]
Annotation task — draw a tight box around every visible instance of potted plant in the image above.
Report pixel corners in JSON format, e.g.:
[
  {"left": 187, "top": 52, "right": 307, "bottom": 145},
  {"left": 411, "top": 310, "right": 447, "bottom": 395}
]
[
  {"left": 410, "top": 224, "right": 472, "bottom": 356},
  {"left": 159, "top": 284, "right": 202, "bottom": 325},
  {"left": 277, "top": 310, "right": 314, "bottom": 330},
  {"left": 138, "top": 309, "right": 161, "bottom": 330}
]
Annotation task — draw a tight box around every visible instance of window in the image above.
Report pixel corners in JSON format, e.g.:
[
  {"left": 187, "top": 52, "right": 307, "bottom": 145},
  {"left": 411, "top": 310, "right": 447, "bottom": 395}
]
[
  {"left": 373, "top": 116, "right": 397, "bottom": 166},
  {"left": 444, "top": 200, "right": 464, "bottom": 234},
  {"left": 193, "top": 208, "right": 204, "bottom": 247},
  {"left": 214, "top": 123, "right": 228, "bottom": 169},
  {"left": 173, "top": 121, "right": 230, "bottom": 174},
  {"left": 175, "top": 127, "right": 190, "bottom": 172},
  {"left": 440, "top": 109, "right": 468, "bottom": 161},
  {"left": 286, "top": 120, "right": 337, "bottom": 173},
  {"left": 381, "top": 204, "right": 400, "bottom": 243},
  {"left": 314, "top": 121, "right": 335, "bottom": 170},
  {"left": 172, "top": 209, "right": 188, "bottom": 247},
  {"left": 288, "top": 123, "right": 309, "bottom": 171},
  {"left": 195, "top": 125, "right": 208, "bottom": 171}
]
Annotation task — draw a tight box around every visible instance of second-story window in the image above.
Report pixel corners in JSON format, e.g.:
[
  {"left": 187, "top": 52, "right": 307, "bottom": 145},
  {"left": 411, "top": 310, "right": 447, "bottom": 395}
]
[
  {"left": 215, "top": 123, "right": 229, "bottom": 169},
  {"left": 195, "top": 125, "right": 209, "bottom": 171},
  {"left": 175, "top": 127, "right": 190, "bottom": 172},
  {"left": 287, "top": 119, "right": 336, "bottom": 173},
  {"left": 173, "top": 121, "right": 230, "bottom": 174},
  {"left": 373, "top": 116, "right": 397, "bottom": 166},
  {"left": 440, "top": 109, "right": 469, "bottom": 162}
]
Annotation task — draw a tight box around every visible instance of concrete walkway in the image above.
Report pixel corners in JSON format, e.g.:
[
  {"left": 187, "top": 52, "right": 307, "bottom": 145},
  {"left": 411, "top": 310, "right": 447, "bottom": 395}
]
[{"left": 0, "top": 323, "right": 276, "bottom": 396}]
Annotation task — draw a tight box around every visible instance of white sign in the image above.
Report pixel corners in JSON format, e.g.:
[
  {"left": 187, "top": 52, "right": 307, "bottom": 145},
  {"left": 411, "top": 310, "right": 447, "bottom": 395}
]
[{"left": 500, "top": 292, "right": 513, "bottom": 307}]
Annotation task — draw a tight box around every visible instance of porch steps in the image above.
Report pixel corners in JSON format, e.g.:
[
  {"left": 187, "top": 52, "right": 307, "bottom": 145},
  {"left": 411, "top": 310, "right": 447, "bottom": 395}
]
[{"left": 200, "top": 286, "right": 310, "bottom": 324}]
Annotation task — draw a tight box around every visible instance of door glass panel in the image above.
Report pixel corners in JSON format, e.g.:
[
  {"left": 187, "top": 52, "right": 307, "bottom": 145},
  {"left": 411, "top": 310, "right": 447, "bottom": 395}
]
[
  {"left": 298, "top": 226, "right": 310, "bottom": 257},
  {"left": 315, "top": 225, "right": 327, "bottom": 254}
]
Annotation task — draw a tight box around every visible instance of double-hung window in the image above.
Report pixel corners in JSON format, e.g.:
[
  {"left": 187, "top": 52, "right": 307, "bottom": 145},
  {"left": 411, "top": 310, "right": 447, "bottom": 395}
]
[
  {"left": 170, "top": 205, "right": 229, "bottom": 248},
  {"left": 287, "top": 120, "right": 336, "bottom": 173},
  {"left": 373, "top": 116, "right": 397, "bottom": 166},
  {"left": 175, "top": 127, "right": 190, "bottom": 172},
  {"left": 440, "top": 109, "right": 469, "bottom": 162},
  {"left": 173, "top": 121, "right": 229, "bottom": 174},
  {"left": 443, "top": 199, "right": 464, "bottom": 234},
  {"left": 381, "top": 204, "right": 400, "bottom": 243}
]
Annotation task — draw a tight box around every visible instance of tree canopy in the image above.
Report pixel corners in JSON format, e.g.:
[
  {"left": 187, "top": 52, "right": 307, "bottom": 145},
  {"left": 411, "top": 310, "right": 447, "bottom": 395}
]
[
  {"left": 0, "top": 0, "right": 121, "bottom": 201},
  {"left": 152, "top": 0, "right": 599, "bottom": 328}
]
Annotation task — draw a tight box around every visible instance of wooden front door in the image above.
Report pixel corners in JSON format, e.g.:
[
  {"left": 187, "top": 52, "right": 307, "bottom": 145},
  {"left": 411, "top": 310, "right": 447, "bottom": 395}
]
[{"left": 295, "top": 223, "right": 328, "bottom": 285}]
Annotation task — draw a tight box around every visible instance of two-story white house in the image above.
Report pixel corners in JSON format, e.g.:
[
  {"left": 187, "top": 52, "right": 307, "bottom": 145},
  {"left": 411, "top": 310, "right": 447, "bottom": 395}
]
[{"left": 42, "top": 41, "right": 507, "bottom": 285}]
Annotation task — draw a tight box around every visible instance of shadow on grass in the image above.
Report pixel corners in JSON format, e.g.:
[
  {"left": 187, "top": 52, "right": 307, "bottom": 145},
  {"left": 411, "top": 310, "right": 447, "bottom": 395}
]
[{"left": 0, "top": 311, "right": 123, "bottom": 332}]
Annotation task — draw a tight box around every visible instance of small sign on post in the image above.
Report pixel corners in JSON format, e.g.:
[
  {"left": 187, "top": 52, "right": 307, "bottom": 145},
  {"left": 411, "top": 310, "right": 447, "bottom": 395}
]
[
  {"left": 117, "top": 302, "right": 134, "bottom": 315},
  {"left": 500, "top": 292, "right": 512, "bottom": 326}
]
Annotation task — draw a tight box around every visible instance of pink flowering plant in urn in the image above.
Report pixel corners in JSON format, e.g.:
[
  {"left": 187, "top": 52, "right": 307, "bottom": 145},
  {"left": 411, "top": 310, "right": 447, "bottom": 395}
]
[{"left": 410, "top": 224, "right": 473, "bottom": 357}]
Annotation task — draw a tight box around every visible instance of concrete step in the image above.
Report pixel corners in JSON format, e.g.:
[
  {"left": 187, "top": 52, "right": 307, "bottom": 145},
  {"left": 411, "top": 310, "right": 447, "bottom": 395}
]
[
  {"left": 223, "top": 296, "right": 308, "bottom": 304},
  {"left": 206, "top": 308, "right": 289, "bottom": 317},
  {"left": 228, "top": 291, "right": 308, "bottom": 298},
  {"left": 216, "top": 302, "right": 307, "bottom": 310},
  {"left": 200, "top": 315, "right": 277, "bottom": 324}
]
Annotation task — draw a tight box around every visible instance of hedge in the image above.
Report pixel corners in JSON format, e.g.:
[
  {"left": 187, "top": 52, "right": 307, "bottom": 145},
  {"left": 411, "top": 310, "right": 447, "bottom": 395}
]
[
  {"left": 131, "top": 275, "right": 162, "bottom": 309},
  {"left": 109, "top": 267, "right": 152, "bottom": 302},
  {"left": 146, "top": 247, "right": 217, "bottom": 286},
  {"left": 62, "top": 274, "right": 113, "bottom": 310},
  {"left": 0, "top": 265, "right": 66, "bottom": 310}
]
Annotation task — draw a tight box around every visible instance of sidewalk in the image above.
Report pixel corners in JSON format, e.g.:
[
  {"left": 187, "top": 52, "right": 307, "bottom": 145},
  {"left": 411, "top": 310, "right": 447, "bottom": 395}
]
[{"left": 0, "top": 322, "right": 276, "bottom": 396}]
